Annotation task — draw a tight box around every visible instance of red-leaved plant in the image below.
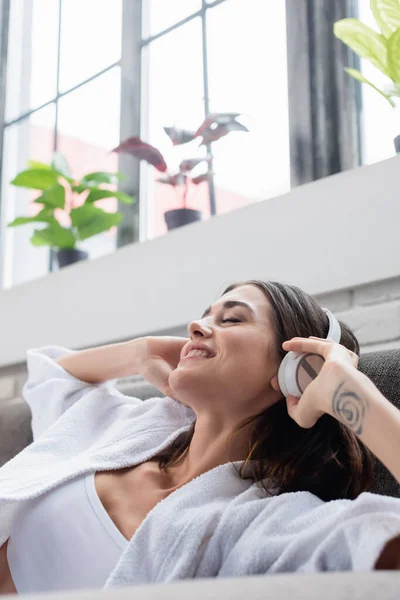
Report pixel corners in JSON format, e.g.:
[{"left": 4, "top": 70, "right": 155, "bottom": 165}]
[{"left": 111, "top": 113, "right": 248, "bottom": 210}]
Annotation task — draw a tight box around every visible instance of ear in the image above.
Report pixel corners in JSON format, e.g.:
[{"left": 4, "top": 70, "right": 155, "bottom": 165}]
[{"left": 271, "top": 374, "right": 281, "bottom": 393}]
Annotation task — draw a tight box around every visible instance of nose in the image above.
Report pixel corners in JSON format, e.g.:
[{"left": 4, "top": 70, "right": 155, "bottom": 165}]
[{"left": 187, "top": 317, "right": 213, "bottom": 339}]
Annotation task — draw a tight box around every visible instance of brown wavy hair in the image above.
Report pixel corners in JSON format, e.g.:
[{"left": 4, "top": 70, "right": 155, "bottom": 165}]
[{"left": 156, "top": 280, "right": 374, "bottom": 501}]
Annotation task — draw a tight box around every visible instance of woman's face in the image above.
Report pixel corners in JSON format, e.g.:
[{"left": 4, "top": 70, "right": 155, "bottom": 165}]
[{"left": 169, "top": 284, "right": 283, "bottom": 420}]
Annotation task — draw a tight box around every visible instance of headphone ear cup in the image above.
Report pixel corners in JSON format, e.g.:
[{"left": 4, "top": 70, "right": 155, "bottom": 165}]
[
  {"left": 279, "top": 352, "right": 326, "bottom": 398},
  {"left": 296, "top": 353, "right": 325, "bottom": 394}
]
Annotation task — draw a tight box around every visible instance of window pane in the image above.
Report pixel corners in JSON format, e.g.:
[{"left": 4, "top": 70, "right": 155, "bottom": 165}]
[
  {"left": 145, "top": 0, "right": 201, "bottom": 36},
  {"left": 57, "top": 68, "right": 121, "bottom": 260},
  {"left": 0, "top": 105, "right": 55, "bottom": 289},
  {"left": 142, "top": 19, "right": 205, "bottom": 239},
  {"left": 5, "top": 0, "right": 59, "bottom": 122},
  {"left": 207, "top": 0, "right": 290, "bottom": 214},
  {"left": 59, "top": 0, "right": 122, "bottom": 91},
  {"left": 357, "top": 0, "right": 397, "bottom": 164}
]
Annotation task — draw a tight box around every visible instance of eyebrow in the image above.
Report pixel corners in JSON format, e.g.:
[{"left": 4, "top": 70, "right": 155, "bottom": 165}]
[{"left": 201, "top": 300, "right": 256, "bottom": 319}]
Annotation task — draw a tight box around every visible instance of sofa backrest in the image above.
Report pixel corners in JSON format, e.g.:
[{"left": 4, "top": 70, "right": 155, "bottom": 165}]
[{"left": 358, "top": 350, "right": 400, "bottom": 498}]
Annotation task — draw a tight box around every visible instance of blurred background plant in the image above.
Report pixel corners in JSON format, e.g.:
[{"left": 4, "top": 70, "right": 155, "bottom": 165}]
[
  {"left": 7, "top": 152, "right": 134, "bottom": 267},
  {"left": 112, "top": 112, "right": 249, "bottom": 230},
  {"left": 334, "top": 0, "right": 400, "bottom": 109}
]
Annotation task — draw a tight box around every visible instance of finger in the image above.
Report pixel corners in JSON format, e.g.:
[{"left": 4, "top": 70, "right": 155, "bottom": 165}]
[
  {"left": 282, "top": 337, "right": 344, "bottom": 364},
  {"left": 282, "top": 337, "right": 332, "bottom": 354},
  {"left": 286, "top": 395, "right": 300, "bottom": 413}
]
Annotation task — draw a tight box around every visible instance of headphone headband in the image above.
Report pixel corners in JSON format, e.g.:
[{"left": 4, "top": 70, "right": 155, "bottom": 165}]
[{"left": 321, "top": 307, "right": 341, "bottom": 344}]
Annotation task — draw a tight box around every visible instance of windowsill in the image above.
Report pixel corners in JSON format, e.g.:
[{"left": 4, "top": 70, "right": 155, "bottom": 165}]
[{"left": 1, "top": 155, "right": 400, "bottom": 368}]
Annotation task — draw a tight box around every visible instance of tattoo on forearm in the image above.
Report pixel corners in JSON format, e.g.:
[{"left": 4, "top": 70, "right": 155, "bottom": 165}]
[{"left": 331, "top": 381, "right": 369, "bottom": 435}]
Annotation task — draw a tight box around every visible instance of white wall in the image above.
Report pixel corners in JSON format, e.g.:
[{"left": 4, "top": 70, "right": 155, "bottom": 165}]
[{"left": 1, "top": 155, "right": 400, "bottom": 369}]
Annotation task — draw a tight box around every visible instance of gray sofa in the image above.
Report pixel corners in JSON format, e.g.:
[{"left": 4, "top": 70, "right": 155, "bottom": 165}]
[{"left": 0, "top": 350, "right": 400, "bottom": 599}]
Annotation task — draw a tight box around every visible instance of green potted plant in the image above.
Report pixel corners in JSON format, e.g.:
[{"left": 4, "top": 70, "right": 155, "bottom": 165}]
[
  {"left": 112, "top": 112, "right": 249, "bottom": 231},
  {"left": 334, "top": 0, "right": 400, "bottom": 151},
  {"left": 7, "top": 152, "right": 135, "bottom": 268}
]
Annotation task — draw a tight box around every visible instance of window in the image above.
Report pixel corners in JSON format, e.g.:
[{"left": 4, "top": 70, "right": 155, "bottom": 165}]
[
  {"left": 0, "top": 0, "right": 292, "bottom": 286},
  {"left": 207, "top": 0, "right": 289, "bottom": 215},
  {"left": 141, "top": 0, "right": 290, "bottom": 239},
  {"left": 0, "top": 0, "right": 123, "bottom": 289}
]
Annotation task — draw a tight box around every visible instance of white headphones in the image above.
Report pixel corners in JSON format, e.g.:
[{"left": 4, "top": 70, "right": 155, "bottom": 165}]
[{"left": 277, "top": 308, "right": 342, "bottom": 398}]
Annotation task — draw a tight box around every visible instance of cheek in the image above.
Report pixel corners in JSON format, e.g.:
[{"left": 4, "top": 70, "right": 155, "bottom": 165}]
[{"left": 224, "top": 342, "right": 271, "bottom": 376}]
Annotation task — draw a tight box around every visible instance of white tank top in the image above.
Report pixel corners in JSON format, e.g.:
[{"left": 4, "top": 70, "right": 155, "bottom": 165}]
[{"left": 7, "top": 472, "right": 128, "bottom": 593}]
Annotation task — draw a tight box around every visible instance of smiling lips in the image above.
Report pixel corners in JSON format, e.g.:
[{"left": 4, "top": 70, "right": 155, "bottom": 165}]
[
  {"left": 181, "top": 343, "right": 216, "bottom": 360},
  {"left": 184, "top": 349, "right": 213, "bottom": 359}
]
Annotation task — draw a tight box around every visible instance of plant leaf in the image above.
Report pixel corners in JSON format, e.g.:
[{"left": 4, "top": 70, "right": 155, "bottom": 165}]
[
  {"left": 195, "top": 113, "right": 242, "bottom": 137},
  {"left": 8, "top": 213, "right": 57, "bottom": 227},
  {"left": 72, "top": 184, "right": 88, "bottom": 193},
  {"left": 387, "top": 27, "right": 400, "bottom": 82},
  {"left": 30, "top": 221, "right": 76, "bottom": 248},
  {"left": 371, "top": 0, "right": 400, "bottom": 38},
  {"left": 51, "top": 152, "right": 73, "bottom": 180},
  {"left": 112, "top": 137, "right": 168, "bottom": 172},
  {"left": 70, "top": 204, "right": 122, "bottom": 241},
  {"left": 334, "top": 18, "right": 390, "bottom": 77},
  {"left": 191, "top": 172, "right": 214, "bottom": 185},
  {"left": 80, "top": 172, "right": 126, "bottom": 187},
  {"left": 345, "top": 67, "right": 396, "bottom": 106},
  {"left": 85, "top": 188, "right": 135, "bottom": 205},
  {"left": 157, "top": 173, "right": 187, "bottom": 186},
  {"left": 11, "top": 168, "right": 59, "bottom": 190},
  {"left": 179, "top": 157, "right": 210, "bottom": 173},
  {"left": 37, "top": 208, "right": 55, "bottom": 218},
  {"left": 163, "top": 127, "right": 197, "bottom": 145},
  {"left": 200, "top": 121, "right": 249, "bottom": 145},
  {"left": 27, "top": 160, "right": 52, "bottom": 171},
  {"left": 33, "top": 183, "right": 66, "bottom": 209}
]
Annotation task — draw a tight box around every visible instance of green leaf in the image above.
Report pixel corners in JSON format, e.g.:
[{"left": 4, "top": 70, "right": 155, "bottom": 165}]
[
  {"left": 371, "top": 0, "right": 400, "bottom": 38},
  {"left": 72, "top": 184, "right": 88, "bottom": 194},
  {"left": 11, "top": 168, "right": 59, "bottom": 190},
  {"left": 30, "top": 221, "right": 76, "bottom": 248},
  {"left": 27, "top": 160, "right": 51, "bottom": 171},
  {"left": 345, "top": 67, "right": 396, "bottom": 106},
  {"left": 37, "top": 207, "right": 55, "bottom": 218},
  {"left": 387, "top": 27, "right": 400, "bottom": 82},
  {"left": 70, "top": 204, "right": 122, "bottom": 241},
  {"left": 33, "top": 183, "right": 66, "bottom": 209},
  {"left": 85, "top": 188, "right": 135, "bottom": 204},
  {"left": 8, "top": 211, "right": 57, "bottom": 228},
  {"left": 334, "top": 18, "right": 391, "bottom": 77},
  {"left": 51, "top": 152, "right": 73, "bottom": 181},
  {"left": 80, "top": 171, "right": 126, "bottom": 186}
]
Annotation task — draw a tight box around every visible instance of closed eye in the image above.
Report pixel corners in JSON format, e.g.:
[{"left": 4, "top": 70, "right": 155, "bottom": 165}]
[{"left": 221, "top": 318, "right": 241, "bottom": 323}]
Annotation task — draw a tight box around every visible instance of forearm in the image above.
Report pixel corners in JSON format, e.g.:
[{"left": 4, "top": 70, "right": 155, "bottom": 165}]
[
  {"left": 55, "top": 338, "right": 145, "bottom": 384},
  {"left": 325, "top": 365, "right": 400, "bottom": 484}
]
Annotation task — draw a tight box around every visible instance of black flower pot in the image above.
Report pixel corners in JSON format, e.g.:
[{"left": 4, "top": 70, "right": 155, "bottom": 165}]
[
  {"left": 55, "top": 248, "right": 89, "bottom": 269},
  {"left": 394, "top": 135, "right": 400, "bottom": 154},
  {"left": 164, "top": 208, "right": 202, "bottom": 231}
]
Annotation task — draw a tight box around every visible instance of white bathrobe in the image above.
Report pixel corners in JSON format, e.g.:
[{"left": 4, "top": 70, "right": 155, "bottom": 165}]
[{"left": 1, "top": 345, "right": 400, "bottom": 589}]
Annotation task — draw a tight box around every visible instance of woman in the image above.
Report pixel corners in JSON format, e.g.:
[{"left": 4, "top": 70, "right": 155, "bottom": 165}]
[{"left": 0, "top": 279, "right": 400, "bottom": 594}]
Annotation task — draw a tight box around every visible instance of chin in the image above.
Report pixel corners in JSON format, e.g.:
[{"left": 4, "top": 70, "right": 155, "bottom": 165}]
[{"left": 169, "top": 368, "right": 209, "bottom": 398}]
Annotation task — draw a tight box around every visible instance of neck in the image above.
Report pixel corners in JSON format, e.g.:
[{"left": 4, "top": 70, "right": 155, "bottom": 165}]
[{"left": 162, "top": 414, "right": 251, "bottom": 491}]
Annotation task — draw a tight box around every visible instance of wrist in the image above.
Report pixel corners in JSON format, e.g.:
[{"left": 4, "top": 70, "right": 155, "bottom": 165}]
[
  {"left": 319, "top": 361, "right": 366, "bottom": 420},
  {"left": 323, "top": 362, "right": 385, "bottom": 433}
]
